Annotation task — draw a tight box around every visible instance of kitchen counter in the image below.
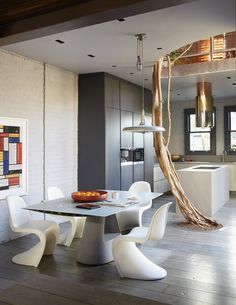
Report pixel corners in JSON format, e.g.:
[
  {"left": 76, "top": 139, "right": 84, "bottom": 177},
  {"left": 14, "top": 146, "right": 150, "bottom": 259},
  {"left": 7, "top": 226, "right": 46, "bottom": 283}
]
[
  {"left": 154, "top": 161, "right": 236, "bottom": 167},
  {"left": 173, "top": 161, "right": 236, "bottom": 165},
  {"left": 154, "top": 161, "right": 209, "bottom": 167},
  {"left": 177, "top": 165, "right": 229, "bottom": 216}
]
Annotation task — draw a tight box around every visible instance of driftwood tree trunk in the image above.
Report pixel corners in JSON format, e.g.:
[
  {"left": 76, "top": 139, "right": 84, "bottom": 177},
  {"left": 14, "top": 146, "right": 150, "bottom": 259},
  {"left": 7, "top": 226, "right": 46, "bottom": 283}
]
[{"left": 152, "top": 58, "right": 222, "bottom": 229}]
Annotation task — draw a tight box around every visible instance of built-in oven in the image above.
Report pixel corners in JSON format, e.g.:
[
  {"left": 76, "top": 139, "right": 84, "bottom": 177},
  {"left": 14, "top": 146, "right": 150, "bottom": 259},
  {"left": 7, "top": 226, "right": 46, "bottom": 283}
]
[
  {"left": 120, "top": 148, "right": 133, "bottom": 163},
  {"left": 133, "top": 148, "right": 144, "bottom": 162}
]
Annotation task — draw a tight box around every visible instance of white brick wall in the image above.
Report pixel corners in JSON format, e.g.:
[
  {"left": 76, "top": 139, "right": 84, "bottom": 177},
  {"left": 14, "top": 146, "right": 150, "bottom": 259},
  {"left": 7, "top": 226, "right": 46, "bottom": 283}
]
[
  {"left": 0, "top": 50, "right": 78, "bottom": 242},
  {"left": 45, "top": 65, "right": 78, "bottom": 196}
]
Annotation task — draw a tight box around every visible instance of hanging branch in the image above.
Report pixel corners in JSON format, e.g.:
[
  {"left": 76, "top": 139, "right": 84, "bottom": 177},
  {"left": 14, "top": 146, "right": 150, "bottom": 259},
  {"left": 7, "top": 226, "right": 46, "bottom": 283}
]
[
  {"left": 152, "top": 56, "right": 222, "bottom": 230},
  {"left": 166, "top": 55, "right": 172, "bottom": 147},
  {"left": 171, "top": 43, "right": 193, "bottom": 65}
]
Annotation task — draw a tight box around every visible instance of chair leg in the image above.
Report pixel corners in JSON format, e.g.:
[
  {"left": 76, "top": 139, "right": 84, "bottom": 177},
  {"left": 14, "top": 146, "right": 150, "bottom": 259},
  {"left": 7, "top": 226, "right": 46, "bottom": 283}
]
[
  {"left": 58, "top": 218, "right": 76, "bottom": 247},
  {"left": 112, "top": 239, "right": 167, "bottom": 280},
  {"left": 12, "top": 233, "right": 46, "bottom": 267},
  {"left": 44, "top": 223, "right": 60, "bottom": 253},
  {"left": 74, "top": 217, "right": 86, "bottom": 238}
]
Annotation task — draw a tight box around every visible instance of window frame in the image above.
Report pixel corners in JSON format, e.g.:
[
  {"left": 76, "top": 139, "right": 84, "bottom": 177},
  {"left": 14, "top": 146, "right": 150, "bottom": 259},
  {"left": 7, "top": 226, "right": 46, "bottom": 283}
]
[
  {"left": 224, "top": 106, "right": 236, "bottom": 155},
  {"left": 184, "top": 108, "right": 216, "bottom": 155}
]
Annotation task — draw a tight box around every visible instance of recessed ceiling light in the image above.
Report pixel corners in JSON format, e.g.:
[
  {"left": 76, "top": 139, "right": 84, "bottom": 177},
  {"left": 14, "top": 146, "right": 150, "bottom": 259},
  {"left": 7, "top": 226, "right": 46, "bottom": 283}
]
[
  {"left": 55, "top": 39, "right": 64, "bottom": 44},
  {"left": 144, "top": 78, "right": 148, "bottom": 81},
  {"left": 129, "top": 72, "right": 134, "bottom": 75},
  {"left": 232, "top": 83, "right": 236, "bottom": 85},
  {"left": 118, "top": 18, "right": 125, "bottom": 22},
  {"left": 177, "top": 93, "right": 181, "bottom": 96},
  {"left": 157, "top": 47, "right": 163, "bottom": 50},
  {"left": 112, "top": 65, "right": 117, "bottom": 67},
  {"left": 88, "top": 54, "right": 95, "bottom": 58},
  {"left": 227, "top": 76, "right": 231, "bottom": 79}
]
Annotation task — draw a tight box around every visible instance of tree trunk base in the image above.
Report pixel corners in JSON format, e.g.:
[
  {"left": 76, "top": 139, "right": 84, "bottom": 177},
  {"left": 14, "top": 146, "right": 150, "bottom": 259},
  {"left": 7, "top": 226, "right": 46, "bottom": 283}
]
[{"left": 178, "top": 222, "right": 223, "bottom": 231}]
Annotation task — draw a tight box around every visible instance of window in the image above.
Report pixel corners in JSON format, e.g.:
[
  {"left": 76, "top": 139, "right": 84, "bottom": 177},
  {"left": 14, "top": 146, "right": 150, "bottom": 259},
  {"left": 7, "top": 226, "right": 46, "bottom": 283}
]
[
  {"left": 224, "top": 106, "right": 236, "bottom": 154},
  {"left": 184, "top": 109, "right": 216, "bottom": 155}
]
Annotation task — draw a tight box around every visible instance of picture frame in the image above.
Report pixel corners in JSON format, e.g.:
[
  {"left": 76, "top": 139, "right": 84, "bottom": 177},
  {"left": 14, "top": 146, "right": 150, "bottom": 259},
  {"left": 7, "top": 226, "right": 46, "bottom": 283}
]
[{"left": 0, "top": 117, "right": 28, "bottom": 200}]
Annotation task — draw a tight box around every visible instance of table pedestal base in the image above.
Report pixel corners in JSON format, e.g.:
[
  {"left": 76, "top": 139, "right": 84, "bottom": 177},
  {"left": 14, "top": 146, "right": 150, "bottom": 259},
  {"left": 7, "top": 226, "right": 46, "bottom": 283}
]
[{"left": 77, "top": 217, "right": 119, "bottom": 265}]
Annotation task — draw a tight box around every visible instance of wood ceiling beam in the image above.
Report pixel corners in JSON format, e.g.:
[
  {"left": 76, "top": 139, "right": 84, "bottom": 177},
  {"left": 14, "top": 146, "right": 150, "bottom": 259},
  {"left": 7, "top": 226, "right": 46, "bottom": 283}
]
[{"left": 0, "top": 0, "right": 196, "bottom": 46}]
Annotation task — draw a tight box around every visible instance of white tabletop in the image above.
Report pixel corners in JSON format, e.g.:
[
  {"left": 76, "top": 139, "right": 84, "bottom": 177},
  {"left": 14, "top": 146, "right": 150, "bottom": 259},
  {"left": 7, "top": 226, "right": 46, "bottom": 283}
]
[{"left": 26, "top": 190, "right": 163, "bottom": 217}]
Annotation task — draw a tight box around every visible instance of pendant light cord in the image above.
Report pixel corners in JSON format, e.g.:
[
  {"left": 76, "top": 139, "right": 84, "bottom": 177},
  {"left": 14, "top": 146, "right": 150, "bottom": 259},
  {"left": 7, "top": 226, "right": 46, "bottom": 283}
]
[
  {"left": 122, "top": 34, "right": 165, "bottom": 133},
  {"left": 137, "top": 34, "right": 146, "bottom": 125},
  {"left": 141, "top": 47, "right": 145, "bottom": 125}
]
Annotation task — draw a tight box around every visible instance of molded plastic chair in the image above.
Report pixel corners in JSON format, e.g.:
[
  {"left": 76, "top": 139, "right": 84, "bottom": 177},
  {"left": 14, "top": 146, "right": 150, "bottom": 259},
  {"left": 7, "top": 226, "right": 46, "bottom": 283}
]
[
  {"left": 116, "top": 181, "right": 152, "bottom": 232},
  {"left": 47, "top": 187, "right": 86, "bottom": 246},
  {"left": 7, "top": 195, "right": 59, "bottom": 267},
  {"left": 112, "top": 202, "right": 172, "bottom": 280}
]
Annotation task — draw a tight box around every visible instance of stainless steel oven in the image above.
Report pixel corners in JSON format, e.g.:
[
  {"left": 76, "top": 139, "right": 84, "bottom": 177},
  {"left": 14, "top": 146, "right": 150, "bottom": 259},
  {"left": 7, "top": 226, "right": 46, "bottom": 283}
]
[{"left": 133, "top": 148, "right": 144, "bottom": 162}]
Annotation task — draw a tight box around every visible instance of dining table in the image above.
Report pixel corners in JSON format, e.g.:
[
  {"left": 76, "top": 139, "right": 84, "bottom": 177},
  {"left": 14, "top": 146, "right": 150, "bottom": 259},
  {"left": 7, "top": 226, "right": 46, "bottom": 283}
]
[{"left": 25, "top": 190, "right": 163, "bottom": 265}]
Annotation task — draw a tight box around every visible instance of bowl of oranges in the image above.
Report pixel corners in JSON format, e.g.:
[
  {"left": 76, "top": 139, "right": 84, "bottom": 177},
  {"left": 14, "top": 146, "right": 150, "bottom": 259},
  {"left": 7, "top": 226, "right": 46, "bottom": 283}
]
[{"left": 71, "top": 190, "right": 108, "bottom": 202}]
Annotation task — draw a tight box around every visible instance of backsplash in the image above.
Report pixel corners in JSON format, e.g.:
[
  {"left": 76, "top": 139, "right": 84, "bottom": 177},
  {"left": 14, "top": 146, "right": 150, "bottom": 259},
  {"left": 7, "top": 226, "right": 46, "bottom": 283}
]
[{"left": 184, "top": 155, "right": 236, "bottom": 163}]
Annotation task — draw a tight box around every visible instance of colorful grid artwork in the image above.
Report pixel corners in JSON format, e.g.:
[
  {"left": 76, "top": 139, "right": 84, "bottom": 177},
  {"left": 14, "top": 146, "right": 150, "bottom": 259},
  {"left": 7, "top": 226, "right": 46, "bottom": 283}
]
[
  {"left": 0, "top": 117, "right": 27, "bottom": 199},
  {"left": 0, "top": 125, "right": 22, "bottom": 190}
]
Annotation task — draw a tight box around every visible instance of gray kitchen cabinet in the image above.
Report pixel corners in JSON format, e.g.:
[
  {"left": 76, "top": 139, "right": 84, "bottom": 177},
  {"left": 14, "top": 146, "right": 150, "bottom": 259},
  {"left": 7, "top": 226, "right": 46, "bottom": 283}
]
[
  {"left": 133, "top": 112, "right": 144, "bottom": 148},
  {"left": 121, "top": 110, "right": 133, "bottom": 148},
  {"left": 78, "top": 73, "right": 106, "bottom": 189},
  {"left": 105, "top": 74, "right": 120, "bottom": 109},
  {"left": 106, "top": 107, "right": 120, "bottom": 190},
  {"left": 78, "top": 72, "right": 154, "bottom": 190},
  {"left": 78, "top": 72, "right": 120, "bottom": 189},
  {"left": 134, "top": 162, "right": 144, "bottom": 182},
  {"left": 120, "top": 80, "right": 142, "bottom": 112},
  {"left": 121, "top": 164, "right": 133, "bottom": 191}
]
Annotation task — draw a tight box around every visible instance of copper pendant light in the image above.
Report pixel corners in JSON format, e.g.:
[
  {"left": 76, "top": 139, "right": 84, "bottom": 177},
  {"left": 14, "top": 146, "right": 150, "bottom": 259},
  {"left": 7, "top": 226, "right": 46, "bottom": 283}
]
[{"left": 195, "top": 81, "right": 214, "bottom": 128}]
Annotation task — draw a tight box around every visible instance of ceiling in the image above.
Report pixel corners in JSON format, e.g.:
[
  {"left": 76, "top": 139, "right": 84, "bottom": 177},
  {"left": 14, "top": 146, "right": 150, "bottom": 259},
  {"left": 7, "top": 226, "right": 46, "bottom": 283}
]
[{"left": 2, "top": 0, "right": 236, "bottom": 102}]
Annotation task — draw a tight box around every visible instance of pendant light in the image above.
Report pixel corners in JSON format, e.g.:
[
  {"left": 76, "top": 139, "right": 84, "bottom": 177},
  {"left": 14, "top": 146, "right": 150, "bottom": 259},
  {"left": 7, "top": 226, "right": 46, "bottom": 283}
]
[
  {"left": 195, "top": 81, "right": 214, "bottom": 128},
  {"left": 122, "top": 33, "right": 165, "bottom": 133}
]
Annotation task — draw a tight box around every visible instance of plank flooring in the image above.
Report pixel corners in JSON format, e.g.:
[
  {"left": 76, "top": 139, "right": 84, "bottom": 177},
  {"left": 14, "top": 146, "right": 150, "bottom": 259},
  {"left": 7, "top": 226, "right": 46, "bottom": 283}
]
[{"left": 0, "top": 193, "right": 236, "bottom": 305}]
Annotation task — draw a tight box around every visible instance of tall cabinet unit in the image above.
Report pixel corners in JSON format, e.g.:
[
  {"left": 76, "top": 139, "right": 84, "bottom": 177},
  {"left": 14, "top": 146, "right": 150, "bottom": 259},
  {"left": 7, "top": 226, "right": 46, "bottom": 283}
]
[
  {"left": 78, "top": 73, "right": 120, "bottom": 190},
  {"left": 120, "top": 110, "right": 133, "bottom": 190},
  {"left": 120, "top": 80, "right": 149, "bottom": 190},
  {"left": 78, "top": 72, "right": 154, "bottom": 191}
]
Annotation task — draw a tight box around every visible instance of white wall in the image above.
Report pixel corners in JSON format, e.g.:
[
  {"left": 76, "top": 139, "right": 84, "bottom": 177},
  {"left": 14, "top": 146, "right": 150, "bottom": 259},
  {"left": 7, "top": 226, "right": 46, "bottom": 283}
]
[
  {"left": 0, "top": 50, "right": 78, "bottom": 243},
  {"left": 45, "top": 65, "right": 78, "bottom": 195},
  {"left": 164, "top": 97, "right": 236, "bottom": 158}
]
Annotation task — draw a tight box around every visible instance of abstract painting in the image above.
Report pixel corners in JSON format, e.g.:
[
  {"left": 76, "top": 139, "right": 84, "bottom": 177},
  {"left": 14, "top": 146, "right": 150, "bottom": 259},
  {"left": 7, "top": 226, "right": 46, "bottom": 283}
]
[{"left": 0, "top": 117, "right": 28, "bottom": 199}]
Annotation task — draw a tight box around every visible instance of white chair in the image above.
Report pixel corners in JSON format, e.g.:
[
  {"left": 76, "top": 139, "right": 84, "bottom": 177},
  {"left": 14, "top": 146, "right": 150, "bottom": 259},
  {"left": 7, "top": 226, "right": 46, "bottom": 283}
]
[
  {"left": 47, "top": 187, "right": 86, "bottom": 246},
  {"left": 116, "top": 181, "right": 152, "bottom": 232},
  {"left": 6, "top": 195, "right": 59, "bottom": 267},
  {"left": 112, "top": 202, "right": 172, "bottom": 280}
]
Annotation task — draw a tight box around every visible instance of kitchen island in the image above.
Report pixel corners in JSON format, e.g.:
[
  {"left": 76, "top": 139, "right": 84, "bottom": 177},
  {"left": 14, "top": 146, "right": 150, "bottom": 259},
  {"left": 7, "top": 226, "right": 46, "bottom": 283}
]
[{"left": 177, "top": 165, "right": 229, "bottom": 216}]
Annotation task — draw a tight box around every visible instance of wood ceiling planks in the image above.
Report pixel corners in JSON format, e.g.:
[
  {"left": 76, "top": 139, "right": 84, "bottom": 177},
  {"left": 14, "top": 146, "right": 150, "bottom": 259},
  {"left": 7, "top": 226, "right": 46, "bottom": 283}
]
[
  {"left": 0, "top": 0, "right": 195, "bottom": 46},
  {"left": 0, "top": 0, "right": 88, "bottom": 25}
]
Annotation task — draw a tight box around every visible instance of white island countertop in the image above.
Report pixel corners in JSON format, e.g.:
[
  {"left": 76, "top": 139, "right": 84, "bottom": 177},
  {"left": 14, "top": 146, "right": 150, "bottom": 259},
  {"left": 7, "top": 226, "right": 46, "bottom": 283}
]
[
  {"left": 179, "top": 164, "right": 229, "bottom": 172},
  {"left": 177, "top": 164, "right": 229, "bottom": 216}
]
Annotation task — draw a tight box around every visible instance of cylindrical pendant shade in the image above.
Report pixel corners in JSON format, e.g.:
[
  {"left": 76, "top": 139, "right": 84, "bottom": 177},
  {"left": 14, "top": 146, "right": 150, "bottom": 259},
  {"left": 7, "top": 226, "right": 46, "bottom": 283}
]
[{"left": 195, "top": 82, "right": 214, "bottom": 128}]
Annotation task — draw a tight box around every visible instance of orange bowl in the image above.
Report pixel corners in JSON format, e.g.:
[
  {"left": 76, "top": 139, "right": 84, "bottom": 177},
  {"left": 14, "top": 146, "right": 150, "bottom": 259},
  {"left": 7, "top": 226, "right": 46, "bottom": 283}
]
[{"left": 71, "top": 190, "right": 108, "bottom": 202}]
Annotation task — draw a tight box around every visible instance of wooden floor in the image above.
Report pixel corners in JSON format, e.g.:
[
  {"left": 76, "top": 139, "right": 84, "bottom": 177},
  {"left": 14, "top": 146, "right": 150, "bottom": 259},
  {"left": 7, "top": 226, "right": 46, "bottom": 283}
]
[{"left": 0, "top": 193, "right": 236, "bottom": 305}]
